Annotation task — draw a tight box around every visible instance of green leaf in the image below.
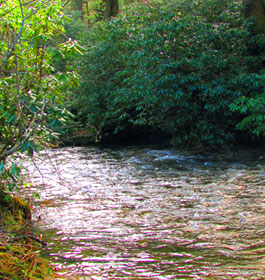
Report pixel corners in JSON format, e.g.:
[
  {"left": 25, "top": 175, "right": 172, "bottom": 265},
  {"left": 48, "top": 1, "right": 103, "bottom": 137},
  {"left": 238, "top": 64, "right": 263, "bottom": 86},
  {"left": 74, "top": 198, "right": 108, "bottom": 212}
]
[{"left": 0, "top": 162, "right": 4, "bottom": 173}]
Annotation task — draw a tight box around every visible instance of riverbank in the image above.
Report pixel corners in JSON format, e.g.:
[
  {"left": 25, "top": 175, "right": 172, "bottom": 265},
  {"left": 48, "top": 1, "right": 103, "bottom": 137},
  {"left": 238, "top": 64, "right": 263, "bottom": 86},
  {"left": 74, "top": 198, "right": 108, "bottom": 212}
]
[{"left": 0, "top": 189, "right": 57, "bottom": 280}]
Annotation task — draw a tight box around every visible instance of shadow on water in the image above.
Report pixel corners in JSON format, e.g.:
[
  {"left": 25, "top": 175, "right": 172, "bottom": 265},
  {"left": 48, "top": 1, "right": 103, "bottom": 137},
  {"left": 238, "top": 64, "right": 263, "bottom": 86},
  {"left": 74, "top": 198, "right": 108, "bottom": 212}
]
[{"left": 22, "top": 146, "right": 265, "bottom": 279}]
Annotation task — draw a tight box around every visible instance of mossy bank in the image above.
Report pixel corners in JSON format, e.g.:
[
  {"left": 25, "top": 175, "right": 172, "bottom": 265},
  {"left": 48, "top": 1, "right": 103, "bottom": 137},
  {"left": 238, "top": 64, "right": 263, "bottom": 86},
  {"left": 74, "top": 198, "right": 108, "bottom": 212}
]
[{"left": 0, "top": 190, "right": 56, "bottom": 280}]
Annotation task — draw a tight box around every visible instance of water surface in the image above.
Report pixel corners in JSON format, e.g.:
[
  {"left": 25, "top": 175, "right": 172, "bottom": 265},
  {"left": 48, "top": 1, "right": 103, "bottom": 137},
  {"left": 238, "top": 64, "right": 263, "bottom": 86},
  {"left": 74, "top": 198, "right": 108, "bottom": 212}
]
[{"left": 23, "top": 146, "right": 265, "bottom": 279}]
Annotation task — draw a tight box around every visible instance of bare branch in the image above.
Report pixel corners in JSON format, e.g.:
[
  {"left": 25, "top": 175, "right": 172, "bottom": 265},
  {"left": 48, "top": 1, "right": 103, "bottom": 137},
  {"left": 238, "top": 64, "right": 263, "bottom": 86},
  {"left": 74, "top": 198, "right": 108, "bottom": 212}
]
[{"left": 0, "top": 17, "right": 25, "bottom": 71}]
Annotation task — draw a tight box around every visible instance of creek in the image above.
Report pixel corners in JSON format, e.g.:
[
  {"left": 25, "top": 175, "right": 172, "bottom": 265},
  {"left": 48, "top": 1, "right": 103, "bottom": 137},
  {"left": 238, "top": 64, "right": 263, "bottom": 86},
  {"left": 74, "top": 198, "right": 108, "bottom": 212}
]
[{"left": 23, "top": 146, "right": 265, "bottom": 279}]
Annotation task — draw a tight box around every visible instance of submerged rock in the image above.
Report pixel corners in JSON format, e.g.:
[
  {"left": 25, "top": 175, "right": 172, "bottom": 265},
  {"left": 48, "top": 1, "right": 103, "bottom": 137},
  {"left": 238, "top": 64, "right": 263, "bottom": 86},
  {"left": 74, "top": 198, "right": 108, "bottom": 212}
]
[
  {"left": 141, "top": 164, "right": 153, "bottom": 170},
  {"left": 127, "top": 156, "right": 144, "bottom": 164},
  {"left": 203, "top": 161, "right": 215, "bottom": 168},
  {"left": 146, "top": 150, "right": 172, "bottom": 158},
  {"left": 228, "top": 163, "right": 250, "bottom": 170},
  {"left": 154, "top": 154, "right": 186, "bottom": 162}
]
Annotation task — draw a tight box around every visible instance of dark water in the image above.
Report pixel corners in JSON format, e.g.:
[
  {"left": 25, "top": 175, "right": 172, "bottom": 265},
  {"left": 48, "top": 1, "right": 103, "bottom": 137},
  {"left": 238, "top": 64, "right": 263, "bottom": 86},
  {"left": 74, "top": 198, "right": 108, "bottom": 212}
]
[{"left": 23, "top": 146, "right": 265, "bottom": 279}]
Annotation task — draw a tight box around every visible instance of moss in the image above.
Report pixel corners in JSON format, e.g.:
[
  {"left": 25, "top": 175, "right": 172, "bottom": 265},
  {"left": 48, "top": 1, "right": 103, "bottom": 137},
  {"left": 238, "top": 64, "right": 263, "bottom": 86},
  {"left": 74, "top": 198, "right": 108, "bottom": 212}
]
[
  {"left": 0, "top": 192, "right": 31, "bottom": 223},
  {"left": 0, "top": 245, "right": 53, "bottom": 280},
  {"left": 0, "top": 189, "right": 56, "bottom": 280}
]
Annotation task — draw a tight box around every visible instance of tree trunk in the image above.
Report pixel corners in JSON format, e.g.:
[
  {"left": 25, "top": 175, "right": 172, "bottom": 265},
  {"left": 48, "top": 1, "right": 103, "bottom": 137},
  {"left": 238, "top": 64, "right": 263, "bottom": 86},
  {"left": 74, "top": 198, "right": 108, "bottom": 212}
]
[
  {"left": 243, "top": 0, "right": 265, "bottom": 33},
  {"left": 104, "top": 0, "right": 119, "bottom": 20},
  {"left": 74, "top": 0, "right": 83, "bottom": 19}
]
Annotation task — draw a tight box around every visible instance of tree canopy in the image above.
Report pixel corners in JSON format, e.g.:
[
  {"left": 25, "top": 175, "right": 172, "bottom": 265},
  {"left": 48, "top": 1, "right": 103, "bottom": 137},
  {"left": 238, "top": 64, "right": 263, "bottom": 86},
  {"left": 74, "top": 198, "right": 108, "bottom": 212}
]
[
  {"left": 66, "top": 0, "right": 265, "bottom": 147},
  {"left": 0, "top": 0, "right": 79, "bottom": 190}
]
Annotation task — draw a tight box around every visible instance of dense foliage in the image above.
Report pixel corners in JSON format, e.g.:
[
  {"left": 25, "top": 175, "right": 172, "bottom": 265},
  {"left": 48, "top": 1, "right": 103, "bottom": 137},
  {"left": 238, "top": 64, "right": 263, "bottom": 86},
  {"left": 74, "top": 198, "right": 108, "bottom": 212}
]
[
  {"left": 69, "top": 0, "right": 265, "bottom": 148},
  {"left": 0, "top": 0, "right": 79, "bottom": 191}
]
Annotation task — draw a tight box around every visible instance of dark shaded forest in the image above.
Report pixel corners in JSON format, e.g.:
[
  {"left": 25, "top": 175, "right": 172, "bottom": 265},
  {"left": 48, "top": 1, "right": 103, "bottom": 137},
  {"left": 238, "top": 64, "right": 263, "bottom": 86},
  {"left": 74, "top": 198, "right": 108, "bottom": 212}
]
[{"left": 62, "top": 0, "right": 265, "bottom": 149}]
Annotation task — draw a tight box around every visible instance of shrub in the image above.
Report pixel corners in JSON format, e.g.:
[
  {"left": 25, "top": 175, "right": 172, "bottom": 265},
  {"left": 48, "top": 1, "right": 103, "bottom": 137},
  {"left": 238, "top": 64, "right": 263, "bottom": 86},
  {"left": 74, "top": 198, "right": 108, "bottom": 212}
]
[
  {"left": 71, "top": 0, "right": 265, "bottom": 148},
  {"left": 0, "top": 0, "right": 79, "bottom": 191}
]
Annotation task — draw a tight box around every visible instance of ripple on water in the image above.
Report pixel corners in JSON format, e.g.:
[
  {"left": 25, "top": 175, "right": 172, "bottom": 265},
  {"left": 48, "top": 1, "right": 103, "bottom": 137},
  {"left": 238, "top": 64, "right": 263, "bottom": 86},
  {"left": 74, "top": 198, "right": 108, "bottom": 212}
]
[{"left": 22, "top": 146, "right": 265, "bottom": 279}]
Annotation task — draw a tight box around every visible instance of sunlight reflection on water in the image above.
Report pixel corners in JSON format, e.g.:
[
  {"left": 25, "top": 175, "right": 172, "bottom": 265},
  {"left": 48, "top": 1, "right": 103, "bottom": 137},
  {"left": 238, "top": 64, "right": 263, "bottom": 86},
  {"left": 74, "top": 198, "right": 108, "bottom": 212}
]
[{"left": 22, "top": 146, "right": 265, "bottom": 279}]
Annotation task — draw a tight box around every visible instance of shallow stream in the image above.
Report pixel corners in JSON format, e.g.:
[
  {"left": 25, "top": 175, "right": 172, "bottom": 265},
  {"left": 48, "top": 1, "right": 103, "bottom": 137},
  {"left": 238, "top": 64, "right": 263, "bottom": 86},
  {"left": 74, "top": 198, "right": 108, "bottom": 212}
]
[{"left": 23, "top": 146, "right": 265, "bottom": 279}]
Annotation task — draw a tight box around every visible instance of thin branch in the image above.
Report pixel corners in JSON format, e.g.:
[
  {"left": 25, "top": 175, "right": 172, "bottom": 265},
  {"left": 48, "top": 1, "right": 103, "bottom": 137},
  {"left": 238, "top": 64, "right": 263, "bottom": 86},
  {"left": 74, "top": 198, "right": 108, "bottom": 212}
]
[
  {"left": 0, "top": 0, "right": 47, "bottom": 71},
  {"left": 0, "top": 0, "right": 39, "bottom": 18},
  {"left": 0, "top": 17, "right": 26, "bottom": 71},
  {"left": 18, "top": 0, "right": 24, "bottom": 18},
  {"left": 63, "top": 0, "right": 72, "bottom": 7},
  {"left": 11, "top": 234, "right": 48, "bottom": 247}
]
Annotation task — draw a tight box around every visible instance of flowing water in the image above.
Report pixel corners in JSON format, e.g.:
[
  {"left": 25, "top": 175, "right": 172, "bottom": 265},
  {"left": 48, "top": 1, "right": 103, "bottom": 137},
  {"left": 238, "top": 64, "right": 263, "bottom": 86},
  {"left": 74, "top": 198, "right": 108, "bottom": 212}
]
[{"left": 23, "top": 146, "right": 265, "bottom": 279}]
